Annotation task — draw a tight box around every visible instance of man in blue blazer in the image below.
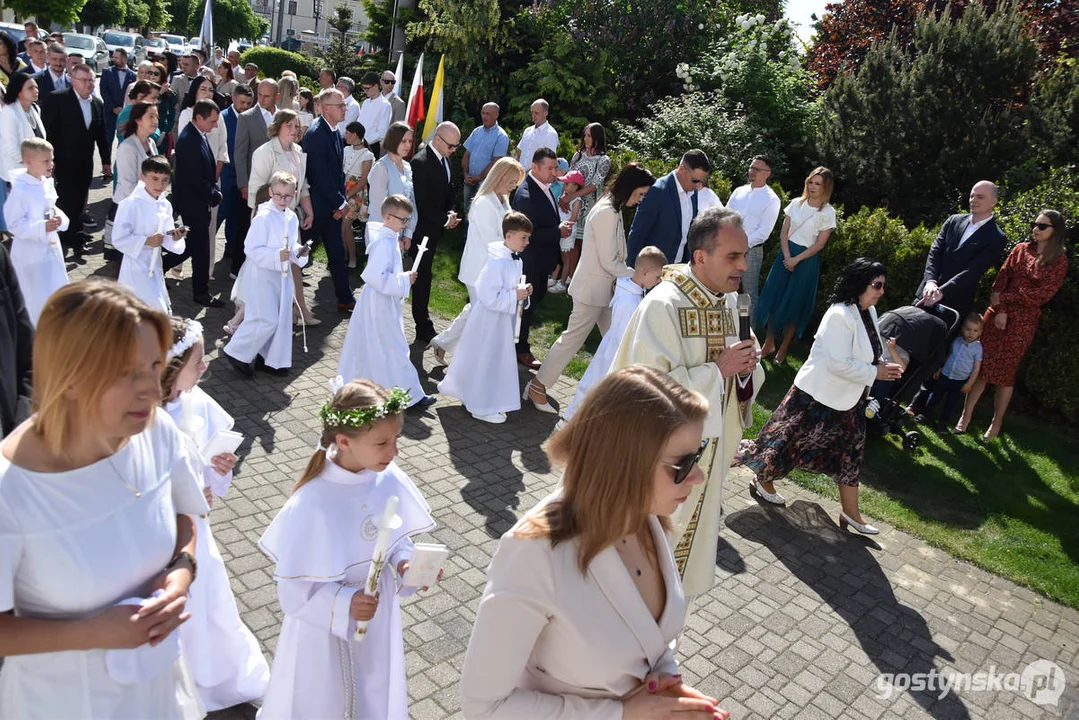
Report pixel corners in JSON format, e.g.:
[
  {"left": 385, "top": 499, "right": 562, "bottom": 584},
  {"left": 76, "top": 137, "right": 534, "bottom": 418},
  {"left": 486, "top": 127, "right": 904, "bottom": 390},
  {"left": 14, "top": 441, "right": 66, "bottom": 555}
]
[
  {"left": 165, "top": 100, "right": 223, "bottom": 306},
  {"left": 909, "top": 179, "right": 1007, "bottom": 414},
  {"left": 218, "top": 85, "right": 254, "bottom": 276},
  {"left": 626, "top": 149, "right": 711, "bottom": 264},
  {"left": 32, "top": 43, "right": 69, "bottom": 114},
  {"left": 303, "top": 89, "right": 355, "bottom": 311},
  {"left": 100, "top": 48, "right": 137, "bottom": 148},
  {"left": 511, "top": 146, "right": 568, "bottom": 368}
]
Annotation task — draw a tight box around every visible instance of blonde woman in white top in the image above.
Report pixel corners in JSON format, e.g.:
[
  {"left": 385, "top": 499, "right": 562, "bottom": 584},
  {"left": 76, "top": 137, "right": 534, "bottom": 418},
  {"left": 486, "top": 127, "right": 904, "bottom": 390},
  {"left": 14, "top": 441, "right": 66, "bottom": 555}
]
[
  {"left": 755, "top": 166, "right": 838, "bottom": 364},
  {"left": 429, "top": 157, "right": 525, "bottom": 363}
]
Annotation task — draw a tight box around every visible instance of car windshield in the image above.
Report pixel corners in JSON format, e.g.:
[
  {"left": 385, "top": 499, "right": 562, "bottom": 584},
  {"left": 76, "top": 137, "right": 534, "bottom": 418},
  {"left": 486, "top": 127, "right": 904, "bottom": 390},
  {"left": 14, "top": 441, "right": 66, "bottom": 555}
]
[
  {"left": 162, "top": 35, "right": 183, "bottom": 45},
  {"left": 147, "top": 38, "right": 165, "bottom": 47},
  {"left": 103, "top": 32, "right": 135, "bottom": 47},
  {"left": 65, "top": 36, "right": 96, "bottom": 50}
]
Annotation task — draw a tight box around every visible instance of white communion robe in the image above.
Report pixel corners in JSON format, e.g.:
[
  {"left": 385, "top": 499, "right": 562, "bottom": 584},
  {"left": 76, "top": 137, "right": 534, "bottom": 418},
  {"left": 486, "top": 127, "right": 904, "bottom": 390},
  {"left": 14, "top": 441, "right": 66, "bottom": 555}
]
[
  {"left": 0, "top": 412, "right": 208, "bottom": 720},
  {"left": 223, "top": 203, "right": 308, "bottom": 370},
  {"left": 165, "top": 387, "right": 271, "bottom": 712},
  {"left": 257, "top": 460, "right": 436, "bottom": 720},
  {"left": 113, "top": 182, "right": 186, "bottom": 314},
  {"left": 337, "top": 222, "right": 426, "bottom": 406},
  {"left": 610, "top": 264, "right": 765, "bottom": 600},
  {"left": 438, "top": 242, "right": 524, "bottom": 416},
  {"left": 3, "top": 169, "right": 69, "bottom": 326},
  {"left": 563, "top": 277, "right": 647, "bottom": 422}
]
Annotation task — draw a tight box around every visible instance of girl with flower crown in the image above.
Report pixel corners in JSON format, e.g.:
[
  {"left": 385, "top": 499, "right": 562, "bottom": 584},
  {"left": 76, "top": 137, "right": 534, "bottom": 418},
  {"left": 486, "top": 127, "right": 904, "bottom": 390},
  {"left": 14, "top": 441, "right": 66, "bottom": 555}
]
[
  {"left": 258, "top": 378, "right": 438, "bottom": 719},
  {"left": 161, "top": 316, "right": 270, "bottom": 710}
]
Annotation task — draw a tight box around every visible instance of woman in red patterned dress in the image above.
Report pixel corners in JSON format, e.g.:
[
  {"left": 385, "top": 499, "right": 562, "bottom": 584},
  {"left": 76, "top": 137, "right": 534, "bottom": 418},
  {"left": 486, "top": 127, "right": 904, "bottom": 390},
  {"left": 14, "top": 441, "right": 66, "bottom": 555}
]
[{"left": 958, "top": 209, "right": 1068, "bottom": 438}]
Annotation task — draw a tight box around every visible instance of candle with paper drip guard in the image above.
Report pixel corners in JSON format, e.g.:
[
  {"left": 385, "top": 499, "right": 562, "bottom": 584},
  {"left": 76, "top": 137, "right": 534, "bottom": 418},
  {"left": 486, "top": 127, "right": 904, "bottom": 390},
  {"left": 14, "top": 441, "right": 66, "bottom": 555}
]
[
  {"left": 409, "top": 236, "right": 430, "bottom": 273},
  {"left": 282, "top": 226, "right": 290, "bottom": 275},
  {"left": 354, "top": 494, "right": 403, "bottom": 643},
  {"left": 514, "top": 274, "right": 527, "bottom": 342}
]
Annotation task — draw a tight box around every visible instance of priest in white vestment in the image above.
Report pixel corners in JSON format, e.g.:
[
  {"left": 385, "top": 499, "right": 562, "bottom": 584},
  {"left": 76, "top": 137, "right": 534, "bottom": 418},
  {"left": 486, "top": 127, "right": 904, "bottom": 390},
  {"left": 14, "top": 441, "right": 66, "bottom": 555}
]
[{"left": 610, "top": 206, "right": 765, "bottom": 602}]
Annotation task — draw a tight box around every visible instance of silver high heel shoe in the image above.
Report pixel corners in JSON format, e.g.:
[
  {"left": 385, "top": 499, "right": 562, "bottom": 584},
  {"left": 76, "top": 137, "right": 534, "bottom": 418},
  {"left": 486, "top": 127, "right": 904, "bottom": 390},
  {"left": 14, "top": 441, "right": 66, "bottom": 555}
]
[
  {"left": 839, "top": 511, "right": 880, "bottom": 535},
  {"left": 522, "top": 380, "right": 558, "bottom": 414}
]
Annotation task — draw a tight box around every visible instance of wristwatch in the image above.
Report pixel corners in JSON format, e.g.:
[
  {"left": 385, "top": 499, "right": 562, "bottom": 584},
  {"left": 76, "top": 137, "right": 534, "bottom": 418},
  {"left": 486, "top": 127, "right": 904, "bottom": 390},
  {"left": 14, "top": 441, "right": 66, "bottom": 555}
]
[{"left": 167, "top": 551, "right": 198, "bottom": 583}]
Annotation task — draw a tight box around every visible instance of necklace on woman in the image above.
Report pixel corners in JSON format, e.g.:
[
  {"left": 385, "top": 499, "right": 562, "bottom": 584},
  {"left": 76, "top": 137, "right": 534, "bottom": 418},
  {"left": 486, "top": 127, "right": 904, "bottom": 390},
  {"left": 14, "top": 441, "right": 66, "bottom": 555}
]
[
  {"left": 618, "top": 538, "right": 644, "bottom": 577},
  {"left": 106, "top": 455, "right": 141, "bottom": 499}
]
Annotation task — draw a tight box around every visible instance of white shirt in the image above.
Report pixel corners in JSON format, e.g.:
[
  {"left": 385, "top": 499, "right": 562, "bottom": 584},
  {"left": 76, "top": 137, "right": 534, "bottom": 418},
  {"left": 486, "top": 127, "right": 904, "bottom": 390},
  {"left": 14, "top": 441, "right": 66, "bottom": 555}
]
[
  {"left": 959, "top": 214, "right": 993, "bottom": 247},
  {"left": 48, "top": 70, "right": 66, "bottom": 90},
  {"left": 673, "top": 179, "right": 695, "bottom": 263},
  {"left": 355, "top": 93, "right": 390, "bottom": 143},
  {"left": 727, "top": 183, "right": 781, "bottom": 249},
  {"left": 430, "top": 144, "right": 450, "bottom": 182},
  {"left": 529, "top": 171, "right": 557, "bottom": 213},
  {"left": 259, "top": 106, "right": 275, "bottom": 127},
  {"left": 516, "top": 122, "right": 558, "bottom": 168},
  {"left": 76, "top": 93, "right": 92, "bottom": 128}
]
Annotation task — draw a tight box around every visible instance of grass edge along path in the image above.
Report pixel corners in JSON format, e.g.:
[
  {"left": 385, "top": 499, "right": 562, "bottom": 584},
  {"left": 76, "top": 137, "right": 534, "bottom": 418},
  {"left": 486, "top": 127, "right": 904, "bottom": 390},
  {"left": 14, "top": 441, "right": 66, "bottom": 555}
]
[{"left": 331, "top": 235, "right": 1079, "bottom": 609}]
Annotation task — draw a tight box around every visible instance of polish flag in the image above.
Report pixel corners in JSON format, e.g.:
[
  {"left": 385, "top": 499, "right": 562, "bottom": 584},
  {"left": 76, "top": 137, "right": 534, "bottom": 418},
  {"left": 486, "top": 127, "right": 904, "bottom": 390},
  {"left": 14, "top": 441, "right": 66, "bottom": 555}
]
[{"left": 405, "top": 53, "right": 425, "bottom": 132}]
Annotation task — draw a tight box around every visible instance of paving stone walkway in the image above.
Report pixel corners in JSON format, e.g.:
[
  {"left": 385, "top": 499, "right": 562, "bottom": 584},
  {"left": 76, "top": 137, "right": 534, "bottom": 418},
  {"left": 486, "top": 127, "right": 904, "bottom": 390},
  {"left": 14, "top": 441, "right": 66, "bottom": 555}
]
[{"left": 61, "top": 181, "right": 1079, "bottom": 719}]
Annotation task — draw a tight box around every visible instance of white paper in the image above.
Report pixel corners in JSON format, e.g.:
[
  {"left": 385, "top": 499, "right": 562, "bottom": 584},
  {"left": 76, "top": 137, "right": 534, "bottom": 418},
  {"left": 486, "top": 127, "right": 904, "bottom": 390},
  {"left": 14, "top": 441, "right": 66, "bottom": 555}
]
[
  {"left": 402, "top": 543, "right": 448, "bottom": 588},
  {"left": 201, "top": 428, "right": 244, "bottom": 459}
]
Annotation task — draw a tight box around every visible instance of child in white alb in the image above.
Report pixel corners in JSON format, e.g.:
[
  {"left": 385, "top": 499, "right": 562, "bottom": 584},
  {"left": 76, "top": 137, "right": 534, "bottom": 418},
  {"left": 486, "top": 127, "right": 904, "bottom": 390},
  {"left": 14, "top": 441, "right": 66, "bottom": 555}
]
[
  {"left": 563, "top": 245, "right": 667, "bottom": 421},
  {"left": 438, "top": 211, "right": 534, "bottom": 423},
  {"left": 258, "top": 378, "right": 441, "bottom": 720},
  {"left": 337, "top": 194, "right": 435, "bottom": 409},
  {"left": 113, "top": 155, "right": 189, "bottom": 313},
  {"left": 223, "top": 171, "right": 310, "bottom": 379},
  {"left": 160, "top": 316, "right": 270, "bottom": 711},
  {"left": 2, "top": 138, "right": 69, "bottom": 326}
]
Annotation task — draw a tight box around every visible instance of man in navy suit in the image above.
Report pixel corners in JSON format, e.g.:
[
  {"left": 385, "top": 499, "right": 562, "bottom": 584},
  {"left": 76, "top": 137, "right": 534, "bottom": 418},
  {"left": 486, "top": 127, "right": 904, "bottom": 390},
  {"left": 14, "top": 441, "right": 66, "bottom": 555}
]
[
  {"left": 511, "top": 146, "right": 571, "bottom": 368},
  {"left": 165, "top": 99, "right": 223, "bottom": 306},
  {"left": 32, "top": 43, "right": 69, "bottom": 114},
  {"left": 626, "top": 149, "right": 712, "bottom": 264},
  {"left": 303, "top": 88, "right": 355, "bottom": 312},
  {"left": 101, "top": 48, "right": 137, "bottom": 145},
  {"left": 909, "top": 180, "right": 1007, "bottom": 414},
  {"left": 218, "top": 84, "right": 254, "bottom": 276}
]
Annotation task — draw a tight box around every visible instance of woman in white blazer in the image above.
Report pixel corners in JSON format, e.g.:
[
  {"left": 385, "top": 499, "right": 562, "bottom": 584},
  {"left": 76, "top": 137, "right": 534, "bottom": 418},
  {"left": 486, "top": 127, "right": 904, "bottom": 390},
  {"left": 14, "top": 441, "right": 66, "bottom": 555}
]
[
  {"left": 527, "top": 164, "right": 657, "bottom": 412},
  {"left": 430, "top": 158, "right": 525, "bottom": 362},
  {"left": 0, "top": 73, "right": 45, "bottom": 237},
  {"left": 738, "top": 258, "right": 904, "bottom": 534},
  {"left": 246, "top": 109, "right": 317, "bottom": 325},
  {"left": 460, "top": 366, "right": 727, "bottom": 720}
]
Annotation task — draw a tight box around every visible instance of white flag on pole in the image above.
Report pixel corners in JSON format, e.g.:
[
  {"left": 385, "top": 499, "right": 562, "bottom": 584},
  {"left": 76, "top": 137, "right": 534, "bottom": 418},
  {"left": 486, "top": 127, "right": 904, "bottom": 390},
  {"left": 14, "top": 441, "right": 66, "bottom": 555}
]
[
  {"left": 197, "top": 0, "right": 213, "bottom": 60},
  {"left": 393, "top": 52, "right": 405, "bottom": 99}
]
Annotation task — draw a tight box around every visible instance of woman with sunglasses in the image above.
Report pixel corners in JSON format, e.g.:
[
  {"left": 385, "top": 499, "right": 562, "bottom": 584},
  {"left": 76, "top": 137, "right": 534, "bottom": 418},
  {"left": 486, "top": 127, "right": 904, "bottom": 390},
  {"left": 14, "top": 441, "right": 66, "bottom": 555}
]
[
  {"left": 958, "top": 209, "right": 1068, "bottom": 439},
  {"left": 460, "top": 365, "right": 729, "bottom": 720},
  {"left": 738, "top": 258, "right": 903, "bottom": 534}
]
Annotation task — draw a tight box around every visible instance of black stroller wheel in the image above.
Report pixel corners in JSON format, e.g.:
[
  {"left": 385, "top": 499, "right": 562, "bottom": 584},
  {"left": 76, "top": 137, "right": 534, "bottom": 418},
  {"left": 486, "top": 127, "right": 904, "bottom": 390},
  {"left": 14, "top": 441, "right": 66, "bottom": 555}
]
[{"left": 903, "top": 431, "right": 921, "bottom": 451}]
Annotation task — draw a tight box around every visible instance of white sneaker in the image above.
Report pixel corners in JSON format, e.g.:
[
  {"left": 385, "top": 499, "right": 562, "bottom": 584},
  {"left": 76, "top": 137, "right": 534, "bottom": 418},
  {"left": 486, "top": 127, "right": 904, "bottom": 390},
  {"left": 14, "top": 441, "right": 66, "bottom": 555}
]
[
  {"left": 547, "top": 277, "right": 557, "bottom": 288},
  {"left": 549, "top": 280, "right": 567, "bottom": 294},
  {"left": 472, "top": 412, "right": 507, "bottom": 424}
]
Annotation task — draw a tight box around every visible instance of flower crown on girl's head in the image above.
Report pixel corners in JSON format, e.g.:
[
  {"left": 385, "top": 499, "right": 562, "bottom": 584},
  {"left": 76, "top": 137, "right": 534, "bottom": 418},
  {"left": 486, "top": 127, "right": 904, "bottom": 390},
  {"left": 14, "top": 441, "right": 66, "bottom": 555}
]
[
  {"left": 167, "top": 319, "right": 203, "bottom": 361},
  {"left": 318, "top": 376, "right": 410, "bottom": 430}
]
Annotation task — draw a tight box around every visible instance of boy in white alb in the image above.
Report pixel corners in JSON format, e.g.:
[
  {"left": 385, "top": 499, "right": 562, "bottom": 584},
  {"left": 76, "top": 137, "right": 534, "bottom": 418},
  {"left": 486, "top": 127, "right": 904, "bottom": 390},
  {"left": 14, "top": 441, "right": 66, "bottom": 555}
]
[
  {"left": 337, "top": 194, "right": 435, "bottom": 409},
  {"left": 438, "top": 211, "right": 534, "bottom": 423},
  {"left": 223, "top": 171, "right": 311, "bottom": 379},
  {"left": 563, "top": 246, "right": 667, "bottom": 421},
  {"left": 113, "top": 155, "right": 188, "bottom": 313},
  {"left": 2, "top": 138, "right": 69, "bottom": 326}
]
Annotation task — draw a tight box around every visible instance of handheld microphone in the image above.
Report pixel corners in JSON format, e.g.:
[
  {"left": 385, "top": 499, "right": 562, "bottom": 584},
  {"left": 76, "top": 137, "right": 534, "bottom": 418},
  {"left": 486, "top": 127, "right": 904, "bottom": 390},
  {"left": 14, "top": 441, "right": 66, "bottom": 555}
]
[{"left": 737, "top": 293, "right": 751, "bottom": 342}]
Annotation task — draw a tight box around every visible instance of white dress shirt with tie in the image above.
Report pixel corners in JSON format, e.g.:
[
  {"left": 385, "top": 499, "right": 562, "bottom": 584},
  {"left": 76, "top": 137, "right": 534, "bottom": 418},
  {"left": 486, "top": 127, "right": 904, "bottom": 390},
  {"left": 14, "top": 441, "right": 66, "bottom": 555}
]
[
  {"left": 958, "top": 214, "right": 993, "bottom": 248},
  {"left": 674, "top": 180, "right": 697, "bottom": 263}
]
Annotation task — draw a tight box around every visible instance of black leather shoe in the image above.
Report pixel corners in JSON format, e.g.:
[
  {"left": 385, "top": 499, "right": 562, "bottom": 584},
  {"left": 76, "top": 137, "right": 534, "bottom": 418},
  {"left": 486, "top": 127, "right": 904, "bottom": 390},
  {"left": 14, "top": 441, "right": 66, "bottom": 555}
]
[
  {"left": 226, "top": 354, "right": 254, "bottom": 378},
  {"left": 408, "top": 395, "right": 437, "bottom": 412},
  {"left": 194, "top": 294, "right": 225, "bottom": 308},
  {"left": 338, "top": 301, "right": 356, "bottom": 313},
  {"left": 253, "top": 356, "right": 288, "bottom": 376}
]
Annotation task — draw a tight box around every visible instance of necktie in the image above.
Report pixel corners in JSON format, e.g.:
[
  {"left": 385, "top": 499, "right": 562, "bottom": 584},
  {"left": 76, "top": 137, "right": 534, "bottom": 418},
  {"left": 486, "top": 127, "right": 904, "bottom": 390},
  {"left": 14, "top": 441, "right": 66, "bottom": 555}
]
[
  {"left": 442, "top": 156, "right": 451, "bottom": 182},
  {"left": 511, "top": 251, "right": 523, "bottom": 260}
]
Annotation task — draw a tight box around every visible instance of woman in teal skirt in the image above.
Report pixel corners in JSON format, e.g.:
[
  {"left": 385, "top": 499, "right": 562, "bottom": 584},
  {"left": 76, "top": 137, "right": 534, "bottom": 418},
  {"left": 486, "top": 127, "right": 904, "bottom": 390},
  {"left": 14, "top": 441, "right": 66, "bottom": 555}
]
[{"left": 755, "top": 167, "right": 837, "bottom": 362}]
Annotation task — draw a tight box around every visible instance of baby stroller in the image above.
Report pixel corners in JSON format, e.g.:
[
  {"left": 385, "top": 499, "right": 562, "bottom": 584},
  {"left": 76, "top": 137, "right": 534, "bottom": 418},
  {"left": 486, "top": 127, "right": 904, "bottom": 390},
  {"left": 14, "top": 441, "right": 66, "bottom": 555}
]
[{"left": 865, "top": 302, "right": 960, "bottom": 451}]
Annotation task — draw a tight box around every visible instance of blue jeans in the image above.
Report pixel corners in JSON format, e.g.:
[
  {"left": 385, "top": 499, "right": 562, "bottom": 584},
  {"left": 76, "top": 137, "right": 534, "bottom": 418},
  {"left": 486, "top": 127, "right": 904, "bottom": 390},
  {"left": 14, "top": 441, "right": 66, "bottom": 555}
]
[
  {"left": 462, "top": 181, "right": 480, "bottom": 217},
  {"left": 741, "top": 244, "right": 764, "bottom": 326},
  {"left": 923, "top": 375, "right": 968, "bottom": 426}
]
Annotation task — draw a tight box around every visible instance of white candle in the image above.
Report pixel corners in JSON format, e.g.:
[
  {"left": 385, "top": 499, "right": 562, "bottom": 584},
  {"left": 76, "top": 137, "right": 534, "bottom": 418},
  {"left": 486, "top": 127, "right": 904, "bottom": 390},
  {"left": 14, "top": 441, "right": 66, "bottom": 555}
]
[
  {"left": 514, "top": 274, "right": 527, "bottom": 342},
  {"left": 282, "top": 224, "right": 290, "bottom": 275},
  {"left": 354, "top": 495, "right": 400, "bottom": 642},
  {"left": 410, "top": 236, "right": 429, "bottom": 273}
]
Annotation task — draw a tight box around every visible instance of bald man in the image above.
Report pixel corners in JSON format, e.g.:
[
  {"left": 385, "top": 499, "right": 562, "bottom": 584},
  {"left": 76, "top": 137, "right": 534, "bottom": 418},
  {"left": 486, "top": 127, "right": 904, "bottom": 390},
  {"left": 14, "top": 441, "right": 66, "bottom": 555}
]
[
  {"left": 461, "top": 102, "right": 509, "bottom": 213},
  {"left": 410, "top": 121, "right": 463, "bottom": 343},
  {"left": 908, "top": 180, "right": 1007, "bottom": 415}
]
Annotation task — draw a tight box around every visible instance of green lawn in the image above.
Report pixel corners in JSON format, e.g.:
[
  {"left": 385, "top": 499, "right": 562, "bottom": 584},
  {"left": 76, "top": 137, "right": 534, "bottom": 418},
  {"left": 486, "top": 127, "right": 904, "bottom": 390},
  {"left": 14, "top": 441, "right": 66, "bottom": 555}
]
[{"left": 338, "top": 230, "right": 1079, "bottom": 608}]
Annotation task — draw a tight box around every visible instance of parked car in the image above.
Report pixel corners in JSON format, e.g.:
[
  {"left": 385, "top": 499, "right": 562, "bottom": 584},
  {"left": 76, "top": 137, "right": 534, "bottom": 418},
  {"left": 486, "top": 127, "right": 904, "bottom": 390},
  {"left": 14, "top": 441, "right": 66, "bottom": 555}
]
[
  {"left": 145, "top": 36, "right": 167, "bottom": 62},
  {"left": 189, "top": 37, "right": 202, "bottom": 53},
  {"left": 160, "top": 33, "right": 186, "bottom": 56},
  {"left": 63, "top": 33, "right": 110, "bottom": 74},
  {"left": 0, "top": 22, "right": 27, "bottom": 47},
  {"left": 102, "top": 30, "right": 146, "bottom": 65}
]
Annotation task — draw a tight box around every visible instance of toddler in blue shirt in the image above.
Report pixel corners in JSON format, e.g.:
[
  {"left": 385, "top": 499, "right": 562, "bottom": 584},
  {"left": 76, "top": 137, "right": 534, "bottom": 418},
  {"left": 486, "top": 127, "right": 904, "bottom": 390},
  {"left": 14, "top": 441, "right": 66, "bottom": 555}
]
[{"left": 917, "top": 313, "right": 983, "bottom": 430}]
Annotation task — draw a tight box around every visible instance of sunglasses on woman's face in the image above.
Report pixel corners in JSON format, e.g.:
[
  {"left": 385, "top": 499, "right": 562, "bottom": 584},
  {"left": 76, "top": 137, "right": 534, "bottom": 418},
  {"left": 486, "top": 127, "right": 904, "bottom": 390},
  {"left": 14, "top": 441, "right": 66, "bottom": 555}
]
[
  {"left": 1031, "top": 222, "right": 1052, "bottom": 231},
  {"left": 662, "top": 439, "right": 710, "bottom": 485},
  {"left": 870, "top": 280, "right": 885, "bottom": 290}
]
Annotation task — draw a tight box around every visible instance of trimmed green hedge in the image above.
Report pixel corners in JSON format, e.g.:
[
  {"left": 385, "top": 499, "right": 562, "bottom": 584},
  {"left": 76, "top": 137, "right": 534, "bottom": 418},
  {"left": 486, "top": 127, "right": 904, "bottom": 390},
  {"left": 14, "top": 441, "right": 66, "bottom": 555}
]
[{"left": 238, "top": 47, "right": 317, "bottom": 82}]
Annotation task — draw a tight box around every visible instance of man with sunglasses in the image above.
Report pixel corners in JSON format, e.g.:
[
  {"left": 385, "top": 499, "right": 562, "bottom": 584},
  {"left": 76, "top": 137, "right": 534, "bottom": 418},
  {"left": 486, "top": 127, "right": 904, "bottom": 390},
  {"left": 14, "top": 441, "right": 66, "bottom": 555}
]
[
  {"left": 380, "top": 70, "right": 406, "bottom": 124},
  {"left": 410, "top": 122, "right": 463, "bottom": 344},
  {"left": 612, "top": 206, "right": 764, "bottom": 607},
  {"left": 627, "top": 149, "right": 711, "bottom": 265}
]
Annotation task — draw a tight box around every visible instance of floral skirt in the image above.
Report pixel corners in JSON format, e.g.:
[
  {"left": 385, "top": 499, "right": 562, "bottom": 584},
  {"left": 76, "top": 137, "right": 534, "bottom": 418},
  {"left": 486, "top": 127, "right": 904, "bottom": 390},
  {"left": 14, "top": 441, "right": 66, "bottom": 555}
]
[{"left": 740, "top": 385, "right": 867, "bottom": 487}]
